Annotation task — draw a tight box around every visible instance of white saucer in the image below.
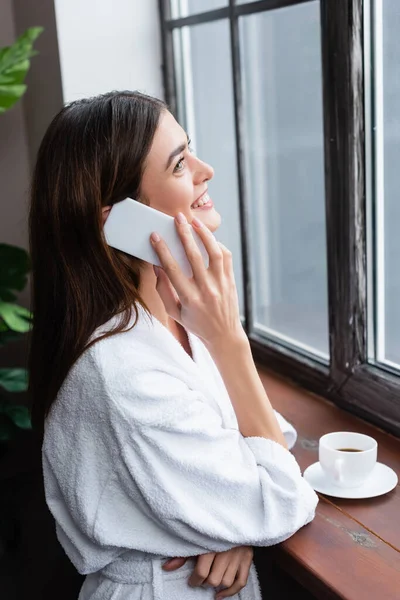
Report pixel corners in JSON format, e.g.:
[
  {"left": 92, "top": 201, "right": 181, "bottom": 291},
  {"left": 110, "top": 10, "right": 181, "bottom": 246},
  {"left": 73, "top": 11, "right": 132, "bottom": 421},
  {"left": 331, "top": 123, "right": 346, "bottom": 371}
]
[{"left": 303, "top": 461, "right": 398, "bottom": 499}]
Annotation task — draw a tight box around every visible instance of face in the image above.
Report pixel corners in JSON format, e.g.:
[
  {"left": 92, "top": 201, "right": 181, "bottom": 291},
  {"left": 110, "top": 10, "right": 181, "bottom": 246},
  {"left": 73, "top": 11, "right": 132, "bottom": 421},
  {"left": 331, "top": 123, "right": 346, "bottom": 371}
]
[{"left": 139, "top": 110, "right": 221, "bottom": 232}]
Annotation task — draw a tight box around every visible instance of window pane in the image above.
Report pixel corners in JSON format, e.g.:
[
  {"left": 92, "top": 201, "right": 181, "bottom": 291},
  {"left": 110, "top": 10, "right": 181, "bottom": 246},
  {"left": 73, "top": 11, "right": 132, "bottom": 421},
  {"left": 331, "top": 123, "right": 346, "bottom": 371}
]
[
  {"left": 371, "top": 0, "right": 400, "bottom": 367},
  {"left": 171, "top": 0, "right": 227, "bottom": 18},
  {"left": 239, "top": 1, "right": 328, "bottom": 358},
  {"left": 173, "top": 20, "right": 245, "bottom": 316}
]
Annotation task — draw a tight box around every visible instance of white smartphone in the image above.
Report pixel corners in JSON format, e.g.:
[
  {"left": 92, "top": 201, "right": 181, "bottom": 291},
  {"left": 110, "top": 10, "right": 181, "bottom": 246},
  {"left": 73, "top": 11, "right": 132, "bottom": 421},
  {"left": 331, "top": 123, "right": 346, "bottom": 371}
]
[{"left": 103, "top": 198, "right": 210, "bottom": 278}]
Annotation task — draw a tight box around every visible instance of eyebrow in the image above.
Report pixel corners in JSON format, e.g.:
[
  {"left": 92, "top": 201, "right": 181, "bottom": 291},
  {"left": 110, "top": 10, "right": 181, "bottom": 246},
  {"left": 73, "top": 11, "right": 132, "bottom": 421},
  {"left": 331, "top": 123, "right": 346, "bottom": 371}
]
[{"left": 165, "top": 133, "right": 190, "bottom": 171}]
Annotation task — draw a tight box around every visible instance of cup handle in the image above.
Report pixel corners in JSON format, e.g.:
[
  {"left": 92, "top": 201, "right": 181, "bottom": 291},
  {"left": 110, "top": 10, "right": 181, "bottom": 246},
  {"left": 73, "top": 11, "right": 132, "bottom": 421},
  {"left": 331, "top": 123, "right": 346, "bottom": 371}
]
[{"left": 333, "top": 458, "right": 344, "bottom": 483}]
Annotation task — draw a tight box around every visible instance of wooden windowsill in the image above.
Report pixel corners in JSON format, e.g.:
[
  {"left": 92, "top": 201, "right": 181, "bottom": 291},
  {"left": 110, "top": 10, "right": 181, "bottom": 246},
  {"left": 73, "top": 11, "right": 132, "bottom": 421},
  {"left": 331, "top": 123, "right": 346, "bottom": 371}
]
[{"left": 255, "top": 364, "right": 400, "bottom": 600}]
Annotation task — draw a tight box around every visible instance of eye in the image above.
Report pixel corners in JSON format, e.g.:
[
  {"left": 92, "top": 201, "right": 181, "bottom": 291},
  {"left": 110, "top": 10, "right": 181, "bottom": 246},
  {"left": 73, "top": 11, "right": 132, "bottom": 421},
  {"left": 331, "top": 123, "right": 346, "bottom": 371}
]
[
  {"left": 173, "top": 138, "right": 194, "bottom": 173},
  {"left": 173, "top": 157, "right": 185, "bottom": 173}
]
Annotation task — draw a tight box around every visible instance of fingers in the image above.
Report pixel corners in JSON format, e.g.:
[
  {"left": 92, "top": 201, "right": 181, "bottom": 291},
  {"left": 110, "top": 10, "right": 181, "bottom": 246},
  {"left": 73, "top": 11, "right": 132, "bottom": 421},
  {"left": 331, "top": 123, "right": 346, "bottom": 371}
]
[
  {"left": 150, "top": 230, "right": 192, "bottom": 303},
  {"left": 174, "top": 215, "right": 210, "bottom": 284},
  {"left": 215, "top": 578, "right": 242, "bottom": 599},
  {"left": 215, "top": 559, "right": 239, "bottom": 590},
  {"left": 215, "top": 561, "right": 250, "bottom": 599},
  {"left": 190, "top": 217, "right": 224, "bottom": 278},
  {"left": 150, "top": 216, "right": 233, "bottom": 309},
  {"left": 187, "top": 549, "right": 252, "bottom": 598},
  {"left": 210, "top": 551, "right": 240, "bottom": 592},
  {"left": 166, "top": 213, "right": 222, "bottom": 283},
  {"left": 216, "top": 241, "right": 234, "bottom": 280},
  {"left": 188, "top": 551, "right": 238, "bottom": 591},
  {"left": 188, "top": 552, "right": 216, "bottom": 587},
  {"left": 162, "top": 557, "right": 187, "bottom": 571}
]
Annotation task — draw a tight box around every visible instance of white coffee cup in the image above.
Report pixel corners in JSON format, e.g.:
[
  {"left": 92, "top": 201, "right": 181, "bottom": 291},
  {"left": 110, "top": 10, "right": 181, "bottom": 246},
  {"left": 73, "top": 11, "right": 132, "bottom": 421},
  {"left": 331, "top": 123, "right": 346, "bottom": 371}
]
[{"left": 319, "top": 432, "right": 377, "bottom": 488}]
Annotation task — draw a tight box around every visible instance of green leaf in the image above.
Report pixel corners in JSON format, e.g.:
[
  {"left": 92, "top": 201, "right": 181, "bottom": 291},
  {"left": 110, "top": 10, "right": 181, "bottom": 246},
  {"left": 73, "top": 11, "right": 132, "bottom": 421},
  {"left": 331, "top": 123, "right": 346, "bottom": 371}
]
[
  {"left": 0, "top": 59, "right": 30, "bottom": 85},
  {"left": 0, "top": 84, "right": 27, "bottom": 112},
  {"left": 0, "top": 28, "right": 43, "bottom": 74},
  {"left": 2, "top": 404, "right": 32, "bottom": 429},
  {"left": 0, "top": 243, "right": 30, "bottom": 300},
  {"left": 0, "top": 368, "right": 28, "bottom": 392},
  {"left": 0, "top": 302, "right": 32, "bottom": 332},
  {"left": 0, "top": 26, "right": 43, "bottom": 113}
]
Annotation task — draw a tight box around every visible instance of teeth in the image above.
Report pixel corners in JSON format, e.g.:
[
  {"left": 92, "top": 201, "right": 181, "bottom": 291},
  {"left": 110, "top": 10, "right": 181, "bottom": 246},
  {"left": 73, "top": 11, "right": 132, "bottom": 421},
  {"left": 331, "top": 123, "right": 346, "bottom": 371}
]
[{"left": 192, "top": 193, "right": 210, "bottom": 209}]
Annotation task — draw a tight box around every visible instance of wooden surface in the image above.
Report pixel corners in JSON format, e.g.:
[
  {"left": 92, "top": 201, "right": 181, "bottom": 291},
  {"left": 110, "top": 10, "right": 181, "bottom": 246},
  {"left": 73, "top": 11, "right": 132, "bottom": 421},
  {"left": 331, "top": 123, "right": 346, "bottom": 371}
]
[{"left": 257, "top": 366, "right": 400, "bottom": 600}]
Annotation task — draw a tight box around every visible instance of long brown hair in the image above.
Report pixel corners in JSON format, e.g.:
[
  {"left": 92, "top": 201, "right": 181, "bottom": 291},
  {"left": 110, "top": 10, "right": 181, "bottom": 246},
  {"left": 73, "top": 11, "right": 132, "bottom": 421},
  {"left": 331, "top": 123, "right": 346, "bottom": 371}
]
[{"left": 28, "top": 90, "right": 166, "bottom": 435}]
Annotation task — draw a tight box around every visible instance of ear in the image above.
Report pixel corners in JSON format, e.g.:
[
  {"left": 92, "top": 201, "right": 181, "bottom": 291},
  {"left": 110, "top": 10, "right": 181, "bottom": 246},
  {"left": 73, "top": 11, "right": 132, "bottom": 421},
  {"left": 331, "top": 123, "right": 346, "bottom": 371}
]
[{"left": 102, "top": 205, "right": 112, "bottom": 224}]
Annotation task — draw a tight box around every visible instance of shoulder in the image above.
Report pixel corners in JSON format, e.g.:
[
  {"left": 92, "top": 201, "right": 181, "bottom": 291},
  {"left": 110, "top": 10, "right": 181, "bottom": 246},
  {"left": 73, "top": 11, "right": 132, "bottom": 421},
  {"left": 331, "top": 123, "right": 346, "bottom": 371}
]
[
  {"left": 51, "top": 304, "right": 192, "bottom": 423},
  {"left": 59, "top": 311, "right": 144, "bottom": 388}
]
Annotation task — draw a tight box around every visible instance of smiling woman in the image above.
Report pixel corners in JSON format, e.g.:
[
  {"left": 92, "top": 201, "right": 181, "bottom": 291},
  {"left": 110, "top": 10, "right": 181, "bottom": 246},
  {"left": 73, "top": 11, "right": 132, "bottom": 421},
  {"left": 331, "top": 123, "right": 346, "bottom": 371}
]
[{"left": 28, "top": 90, "right": 318, "bottom": 600}]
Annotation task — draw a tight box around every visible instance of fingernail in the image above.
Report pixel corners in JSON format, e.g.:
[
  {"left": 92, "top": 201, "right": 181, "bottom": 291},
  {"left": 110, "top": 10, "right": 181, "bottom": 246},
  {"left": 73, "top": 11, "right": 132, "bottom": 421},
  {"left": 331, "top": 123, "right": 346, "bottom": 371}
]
[
  {"left": 151, "top": 232, "right": 160, "bottom": 243},
  {"left": 192, "top": 217, "right": 203, "bottom": 228},
  {"left": 153, "top": 265, "right": 160, "bottom": 277},
  {"left": 176, "top": 212, "right": 187, "bottom": 224}
]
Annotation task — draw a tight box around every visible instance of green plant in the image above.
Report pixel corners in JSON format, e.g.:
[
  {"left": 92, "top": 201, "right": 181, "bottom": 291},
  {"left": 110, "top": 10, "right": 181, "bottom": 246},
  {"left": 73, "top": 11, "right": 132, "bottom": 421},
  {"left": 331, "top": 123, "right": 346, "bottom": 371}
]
[
  {"left": 0, "top": 27, "right": 43, "bottom": 439},
  {"left": 0, "top": 26, "right": 43, "bottom": 113},
  {"left": 0, "top": 244, "right": 32, "bottom": 440}
]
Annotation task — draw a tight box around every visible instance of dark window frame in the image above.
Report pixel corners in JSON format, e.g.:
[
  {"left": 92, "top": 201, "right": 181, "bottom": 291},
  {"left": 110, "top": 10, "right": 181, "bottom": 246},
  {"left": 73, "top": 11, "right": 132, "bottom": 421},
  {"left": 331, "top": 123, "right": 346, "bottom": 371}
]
[{"left": 158, "top": 0, "right": 400, "bottom": 437}]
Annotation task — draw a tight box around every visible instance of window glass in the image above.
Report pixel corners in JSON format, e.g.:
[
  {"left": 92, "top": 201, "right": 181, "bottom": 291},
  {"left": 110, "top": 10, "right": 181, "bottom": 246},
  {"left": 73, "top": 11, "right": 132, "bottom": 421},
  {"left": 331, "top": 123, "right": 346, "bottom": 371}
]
[
  {"left": 239, "top": 1, "right": 328, "bottom": 358},
  {"left": 370, "top": 0, "right": 400, "bottom": 367},
  {"left": 171, "top": 0, "right": 227, "bottom": 18}
]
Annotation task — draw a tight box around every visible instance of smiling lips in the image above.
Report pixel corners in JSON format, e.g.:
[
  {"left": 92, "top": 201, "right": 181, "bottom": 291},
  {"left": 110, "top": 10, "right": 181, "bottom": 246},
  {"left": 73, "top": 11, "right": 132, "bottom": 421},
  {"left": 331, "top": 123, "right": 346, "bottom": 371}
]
[{"left": 191, "top": 191, "right": 213, "bottom": 209}]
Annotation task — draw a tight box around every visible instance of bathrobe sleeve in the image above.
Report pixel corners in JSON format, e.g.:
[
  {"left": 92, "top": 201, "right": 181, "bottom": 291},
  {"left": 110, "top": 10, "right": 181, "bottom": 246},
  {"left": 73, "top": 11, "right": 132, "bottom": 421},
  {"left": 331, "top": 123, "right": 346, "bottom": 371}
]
[{"left": 93, "top": 365, "right": 318, "bottom": 554}]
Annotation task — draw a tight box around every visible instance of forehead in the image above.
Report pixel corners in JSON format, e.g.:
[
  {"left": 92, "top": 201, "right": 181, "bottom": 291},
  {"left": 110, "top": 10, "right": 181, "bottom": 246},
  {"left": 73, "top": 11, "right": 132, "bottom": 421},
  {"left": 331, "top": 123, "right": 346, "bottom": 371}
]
[{"left": 145, "top": 110, "right": 186, "bottom": 171}]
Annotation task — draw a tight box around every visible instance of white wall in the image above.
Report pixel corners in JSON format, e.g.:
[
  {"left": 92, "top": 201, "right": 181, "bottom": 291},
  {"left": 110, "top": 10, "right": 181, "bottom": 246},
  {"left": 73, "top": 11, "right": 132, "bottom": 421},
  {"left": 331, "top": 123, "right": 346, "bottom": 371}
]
[{"left": 53, "top": 0, "right": 164, "bottom": 103}]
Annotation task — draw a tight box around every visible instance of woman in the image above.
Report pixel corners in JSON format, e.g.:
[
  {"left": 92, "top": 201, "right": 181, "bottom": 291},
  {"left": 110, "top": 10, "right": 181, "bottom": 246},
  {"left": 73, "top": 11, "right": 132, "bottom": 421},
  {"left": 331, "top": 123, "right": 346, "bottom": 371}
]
[{"left": 28, "top": 91, "right": 318, "bottom": 600}]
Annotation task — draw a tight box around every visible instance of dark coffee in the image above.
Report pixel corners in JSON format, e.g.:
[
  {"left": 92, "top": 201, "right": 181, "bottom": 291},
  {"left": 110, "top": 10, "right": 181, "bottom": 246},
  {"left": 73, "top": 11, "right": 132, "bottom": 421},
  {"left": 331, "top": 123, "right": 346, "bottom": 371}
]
[{"left": 337, "top": 448, "right": 362, "bottom": 452}]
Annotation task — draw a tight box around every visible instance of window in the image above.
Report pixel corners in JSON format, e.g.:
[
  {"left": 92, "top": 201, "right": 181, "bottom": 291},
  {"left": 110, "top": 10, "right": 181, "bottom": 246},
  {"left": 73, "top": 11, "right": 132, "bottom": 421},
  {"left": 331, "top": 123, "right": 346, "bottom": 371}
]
[
  {"left": 159, "top": 0, "right": 400, "bottom": 437},
  {"left": 239, "top": 3, "right": 328, "bottom": 359},
  {"left": 368, "top": 0, "right": 400, "bottom": 370}
]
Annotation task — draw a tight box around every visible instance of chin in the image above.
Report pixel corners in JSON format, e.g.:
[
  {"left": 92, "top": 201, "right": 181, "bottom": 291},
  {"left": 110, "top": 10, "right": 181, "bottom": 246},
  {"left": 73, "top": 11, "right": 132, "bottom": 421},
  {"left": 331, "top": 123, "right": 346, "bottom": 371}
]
[{"left": 193, "top": 208, "right": 221, "bottom": 233}]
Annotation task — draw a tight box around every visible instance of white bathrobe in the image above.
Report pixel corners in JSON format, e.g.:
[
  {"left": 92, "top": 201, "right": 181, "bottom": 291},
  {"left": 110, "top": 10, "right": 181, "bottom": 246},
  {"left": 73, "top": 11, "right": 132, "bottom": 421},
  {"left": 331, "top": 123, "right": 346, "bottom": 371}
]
[{"left": 42, "top": 303, "right": 319, "bottom": 600}]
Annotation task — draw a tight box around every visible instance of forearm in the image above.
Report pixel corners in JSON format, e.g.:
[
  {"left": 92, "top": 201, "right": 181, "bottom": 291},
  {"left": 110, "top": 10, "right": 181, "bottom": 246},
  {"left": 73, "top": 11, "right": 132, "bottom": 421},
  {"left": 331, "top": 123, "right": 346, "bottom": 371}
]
[{"left": 205, "top": 335, "right": 288, "bottom": 450}]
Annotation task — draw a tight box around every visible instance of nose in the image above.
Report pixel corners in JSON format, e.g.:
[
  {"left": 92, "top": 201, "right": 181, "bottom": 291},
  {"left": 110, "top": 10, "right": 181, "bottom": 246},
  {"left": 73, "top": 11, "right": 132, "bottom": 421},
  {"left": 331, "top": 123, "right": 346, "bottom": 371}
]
[{"left": 193, "top": 156, "right": 214, "bottom": 184}]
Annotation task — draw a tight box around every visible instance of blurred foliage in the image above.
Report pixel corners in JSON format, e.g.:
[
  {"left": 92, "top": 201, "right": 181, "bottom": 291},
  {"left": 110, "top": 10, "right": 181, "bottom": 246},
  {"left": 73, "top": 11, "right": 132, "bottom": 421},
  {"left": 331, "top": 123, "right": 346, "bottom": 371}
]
[
  {"left": 0, "top": 28, "right": 43, "bottom": 440},
  {"left": 0, "top": 27, "right": 43, "bottom": 113},
  {"left": 0, "top": 244, "right": 32, "bottom": 440}
]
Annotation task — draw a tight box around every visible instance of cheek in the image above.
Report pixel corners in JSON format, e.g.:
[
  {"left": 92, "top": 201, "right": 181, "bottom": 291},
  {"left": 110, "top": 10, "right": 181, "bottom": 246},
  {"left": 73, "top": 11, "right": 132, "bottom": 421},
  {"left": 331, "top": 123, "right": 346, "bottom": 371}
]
[
  {"left": 149, "top": 176, "right": 193, "bottom": 212},
  {"left": 173, "top": 176, "right": 194, "bottom": 205}
]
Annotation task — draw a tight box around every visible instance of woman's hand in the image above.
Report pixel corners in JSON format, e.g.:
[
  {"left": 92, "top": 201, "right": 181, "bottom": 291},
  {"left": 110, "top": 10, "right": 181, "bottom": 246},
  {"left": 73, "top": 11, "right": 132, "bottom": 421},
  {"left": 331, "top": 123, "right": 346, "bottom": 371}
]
[
  {"left": 150, "top": 213, "right": 247, "bottom": 349},
  {"left": 162, "top": 546, "right": 254, "bottom": 599}
]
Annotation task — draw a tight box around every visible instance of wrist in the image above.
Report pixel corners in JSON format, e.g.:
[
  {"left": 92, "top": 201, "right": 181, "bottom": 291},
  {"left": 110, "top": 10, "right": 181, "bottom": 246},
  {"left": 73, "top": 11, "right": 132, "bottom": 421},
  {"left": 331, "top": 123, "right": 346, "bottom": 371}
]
[{"left": 205, "top": 329, "right": 250, "bottom": 360}]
